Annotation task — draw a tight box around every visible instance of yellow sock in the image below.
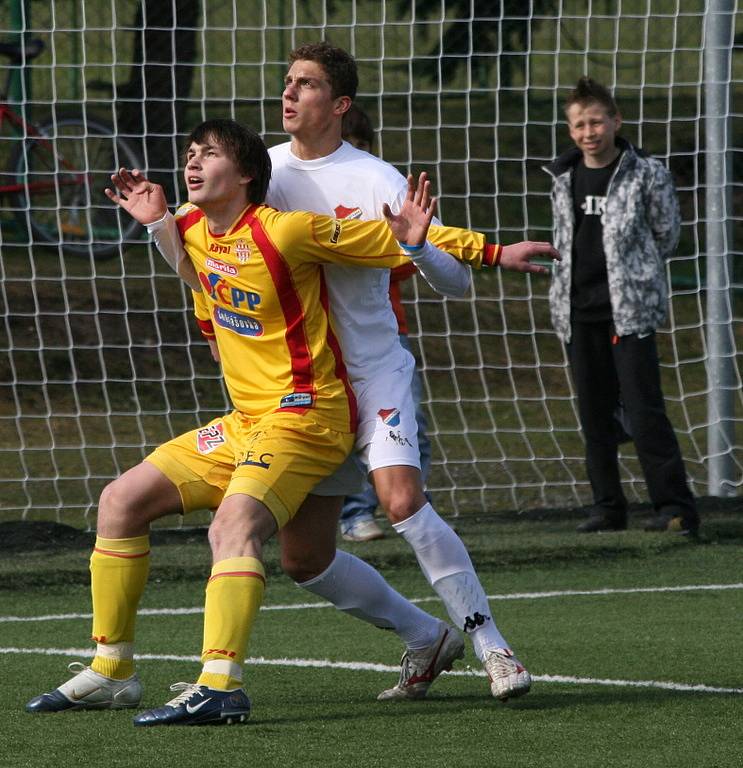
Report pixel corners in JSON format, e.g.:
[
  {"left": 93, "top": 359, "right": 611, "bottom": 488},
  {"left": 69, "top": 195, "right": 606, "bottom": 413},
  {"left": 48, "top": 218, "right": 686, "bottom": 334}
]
[
  {"left": 89, "top": 534, "right": 150, "bottom": 680},
  {"left": 197, "top": 556, "right": 266, "bottom": 691}
]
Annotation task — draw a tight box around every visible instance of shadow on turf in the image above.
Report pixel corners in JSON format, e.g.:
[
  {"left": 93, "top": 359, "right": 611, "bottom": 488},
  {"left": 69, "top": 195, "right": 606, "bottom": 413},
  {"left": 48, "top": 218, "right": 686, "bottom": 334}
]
[
  {"left": 237, "top": 684, "right": 740, "bottom": 727},
  {"left": 3, "top": 496, "right": 741, "bottom": 554}
]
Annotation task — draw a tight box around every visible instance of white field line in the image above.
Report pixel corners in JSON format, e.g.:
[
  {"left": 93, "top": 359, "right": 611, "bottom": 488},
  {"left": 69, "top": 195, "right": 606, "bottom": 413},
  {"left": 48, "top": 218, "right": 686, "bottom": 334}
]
[
  {"left": 2, "top": 582, "right": 742, "bottom": 624},
  {"left": 2, "top": 646, "right": 742, "bottom": 696}
]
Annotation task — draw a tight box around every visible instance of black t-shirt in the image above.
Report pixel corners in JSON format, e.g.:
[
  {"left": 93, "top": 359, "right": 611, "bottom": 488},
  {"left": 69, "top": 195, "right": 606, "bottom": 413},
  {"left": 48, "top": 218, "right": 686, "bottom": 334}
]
[{"left": 571, "top": 152, "right": 622, "bottom": 321}]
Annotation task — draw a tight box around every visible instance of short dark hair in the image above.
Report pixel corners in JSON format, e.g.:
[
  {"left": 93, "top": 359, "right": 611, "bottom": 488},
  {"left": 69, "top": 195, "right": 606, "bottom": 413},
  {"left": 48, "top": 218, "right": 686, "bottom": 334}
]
[
  {"left": 564, "top": 76, "right": 619, "bottom": 118},
  {"left": 342, "top": 103, "right": 374, "bottom": 148},
  {"left": 184, "top": 119, "right": 272, "bottom": 204},
  {"left": 289, "top": 41, "right": 358, "bottom": 100}
]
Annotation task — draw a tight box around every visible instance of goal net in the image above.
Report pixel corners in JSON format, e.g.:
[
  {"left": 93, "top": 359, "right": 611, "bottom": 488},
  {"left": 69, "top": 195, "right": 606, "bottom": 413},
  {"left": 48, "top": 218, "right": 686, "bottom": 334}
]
[{"left": 1, "top": 0, "right": 741, "bottom": 527}]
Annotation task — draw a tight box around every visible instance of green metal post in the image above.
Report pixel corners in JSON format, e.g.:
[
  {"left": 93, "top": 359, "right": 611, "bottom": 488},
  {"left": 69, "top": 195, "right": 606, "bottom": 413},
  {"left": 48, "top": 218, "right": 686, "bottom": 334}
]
[{"left": 8, "top": 0, "right": 31, "bottom": 103}]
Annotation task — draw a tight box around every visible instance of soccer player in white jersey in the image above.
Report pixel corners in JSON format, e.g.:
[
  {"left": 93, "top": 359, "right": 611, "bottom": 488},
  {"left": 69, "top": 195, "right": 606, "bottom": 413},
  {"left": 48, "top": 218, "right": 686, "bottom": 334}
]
[
  {"left": 272, "top": 42, "right": 560, "bottom": 701},
  {"left": 144, "top": 43, "right": 558, "bottom": 701}
]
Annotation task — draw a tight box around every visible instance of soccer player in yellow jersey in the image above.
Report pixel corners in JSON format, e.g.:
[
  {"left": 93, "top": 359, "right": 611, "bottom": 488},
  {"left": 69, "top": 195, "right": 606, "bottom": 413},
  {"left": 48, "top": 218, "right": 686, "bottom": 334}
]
[
  {"left": 98, "top": 40, "right": 561, "bottom": 708},
  {"left": 25, "top": 118, "right": 500, "bottom": 726}
]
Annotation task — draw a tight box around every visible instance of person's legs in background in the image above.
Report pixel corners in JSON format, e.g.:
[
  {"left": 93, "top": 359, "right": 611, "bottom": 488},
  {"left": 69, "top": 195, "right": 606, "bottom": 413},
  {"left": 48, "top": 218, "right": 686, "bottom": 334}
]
[
  {"left": 611, "top": 332, "right": 698, "bottom": 534},
  {"left": 568, "top": 321, "right": 628, "bottom": 531}
]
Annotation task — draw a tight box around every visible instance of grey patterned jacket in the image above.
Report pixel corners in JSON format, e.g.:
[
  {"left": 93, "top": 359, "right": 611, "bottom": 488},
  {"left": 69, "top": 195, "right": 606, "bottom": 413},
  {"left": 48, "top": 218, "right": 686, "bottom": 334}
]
[{"left": 543, "top": 138, "right": 681, "bottom": 343}]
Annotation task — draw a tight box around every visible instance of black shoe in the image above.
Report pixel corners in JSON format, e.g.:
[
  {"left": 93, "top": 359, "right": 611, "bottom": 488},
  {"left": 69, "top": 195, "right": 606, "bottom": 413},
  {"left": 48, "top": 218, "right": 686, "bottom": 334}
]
[
  {"left": 576, "top": 513, "right": 627, "bottom": 533},
  {"left": 133, "top": 683, "right": 251, "bottom": 727},
  {"left": 644, "top": 512, "right": 699, "bottom": 536}
]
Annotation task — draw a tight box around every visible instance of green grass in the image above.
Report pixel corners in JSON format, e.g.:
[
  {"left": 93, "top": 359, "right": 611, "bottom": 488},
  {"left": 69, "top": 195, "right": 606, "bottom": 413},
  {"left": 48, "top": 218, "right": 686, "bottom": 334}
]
[{"left": 2, "top": 501, "right": 742, "bottom": 767}]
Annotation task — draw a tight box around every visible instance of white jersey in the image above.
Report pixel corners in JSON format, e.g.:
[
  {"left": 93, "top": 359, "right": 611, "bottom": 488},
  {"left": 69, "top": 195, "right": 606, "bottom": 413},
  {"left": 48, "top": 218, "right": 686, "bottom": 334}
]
[{"left": 267, "top": 141, "right": 412, "bottom": 381}]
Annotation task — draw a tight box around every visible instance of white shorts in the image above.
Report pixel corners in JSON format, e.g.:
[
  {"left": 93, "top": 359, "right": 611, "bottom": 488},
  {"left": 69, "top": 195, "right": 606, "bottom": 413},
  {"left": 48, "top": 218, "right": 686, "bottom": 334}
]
[
  {"left": 310, "top": 451, "right": 366, "bottom": 496},
  {"left": 310, "top": 357, "right": 421, "bottom": 497},
  {"left": 355, "top": 356, "right": 421, "bottom": 471}
]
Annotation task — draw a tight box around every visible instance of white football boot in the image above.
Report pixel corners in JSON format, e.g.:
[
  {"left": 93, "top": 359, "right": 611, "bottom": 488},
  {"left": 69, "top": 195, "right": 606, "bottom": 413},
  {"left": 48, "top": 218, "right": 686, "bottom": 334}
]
[
  {"left": 378, "top": 622, "right": 465, "bottom": 700},
  {"left": 483, "top": 648, "right": 531, "bottom": 701},
  {"left": 26, "top": 662, "right": 142, "bottom": 712}
]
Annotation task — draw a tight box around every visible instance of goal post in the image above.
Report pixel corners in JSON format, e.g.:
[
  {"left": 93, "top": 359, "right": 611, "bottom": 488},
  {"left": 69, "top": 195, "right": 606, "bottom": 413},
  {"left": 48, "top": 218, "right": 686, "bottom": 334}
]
[{"left": 0, "top": 0, "right": 740, "bottom": 527}]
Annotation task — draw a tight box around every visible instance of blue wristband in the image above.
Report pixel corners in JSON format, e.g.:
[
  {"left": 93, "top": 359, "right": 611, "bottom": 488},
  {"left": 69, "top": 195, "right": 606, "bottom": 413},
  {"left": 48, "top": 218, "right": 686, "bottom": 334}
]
[{"left": 398, "top": 241, "right": 424, "bottom": 253}]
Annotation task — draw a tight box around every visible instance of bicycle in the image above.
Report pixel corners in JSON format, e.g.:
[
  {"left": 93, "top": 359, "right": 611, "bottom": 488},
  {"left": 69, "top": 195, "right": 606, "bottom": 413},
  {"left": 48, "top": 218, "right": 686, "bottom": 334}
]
[{"left": 0, "top": 38, "right": 142, "bottom": 257}]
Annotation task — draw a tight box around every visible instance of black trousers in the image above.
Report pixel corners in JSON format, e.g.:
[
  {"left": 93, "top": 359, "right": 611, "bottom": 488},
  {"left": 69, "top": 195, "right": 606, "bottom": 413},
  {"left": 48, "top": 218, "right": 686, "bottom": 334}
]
[{"left": 567, "top": 320, "right": 696, "bottom": 517}]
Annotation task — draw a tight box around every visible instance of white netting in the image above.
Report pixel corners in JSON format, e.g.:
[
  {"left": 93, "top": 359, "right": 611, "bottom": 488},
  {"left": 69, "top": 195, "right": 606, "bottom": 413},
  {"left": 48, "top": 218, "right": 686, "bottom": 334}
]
[{"left": 0, "top": 0, "right": 741, "bottom": 526}]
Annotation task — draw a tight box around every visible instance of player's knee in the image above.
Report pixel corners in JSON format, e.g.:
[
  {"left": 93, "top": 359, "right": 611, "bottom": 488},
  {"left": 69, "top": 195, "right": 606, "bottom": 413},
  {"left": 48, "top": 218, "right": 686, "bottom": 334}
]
[
  {"left": 96, "top": 477, "right": 149, "bottom": 538},
  {"left": 207, "top": 513, "right": 241, "bottom": 553},
  {"left": 282, "top": 555, "right": 329, "bottom": 584},
  {"left": 280, "top": 541, "right": 334, "bottom": 582},
  {"left": 97, "top": 477, "right": 140, "bottom": 527},
  {"left": 380, "top": 488, "right": 425, "bottom": 524},
  {"left": 207, "top": 508, "right": 269, "bottom": 559}
]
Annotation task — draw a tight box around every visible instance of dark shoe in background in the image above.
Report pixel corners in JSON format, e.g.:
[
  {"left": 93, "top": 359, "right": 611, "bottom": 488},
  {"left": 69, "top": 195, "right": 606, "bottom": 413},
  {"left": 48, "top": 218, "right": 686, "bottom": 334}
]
[
  {"left": 644, "top": 509, "right": 700, "bottom": 536},
  {"left": 576, "top": 509, "right": 627, "bottom": 533}
]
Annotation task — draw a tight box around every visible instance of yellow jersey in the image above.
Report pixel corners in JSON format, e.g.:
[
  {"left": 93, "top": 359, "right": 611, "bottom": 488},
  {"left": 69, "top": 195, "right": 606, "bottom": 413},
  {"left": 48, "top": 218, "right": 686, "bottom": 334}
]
[{"left": 177, "top": 202, "right": 493, "bottom": 431}]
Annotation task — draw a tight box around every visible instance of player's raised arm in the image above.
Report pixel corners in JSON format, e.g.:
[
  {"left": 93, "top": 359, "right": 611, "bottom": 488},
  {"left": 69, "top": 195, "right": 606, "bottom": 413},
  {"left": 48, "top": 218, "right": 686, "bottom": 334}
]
[
  {"left": 498, "top": 241, "right": 561, "bottom": 274},
  {"left": 383, "top": 172, "right": 437, "bottom": 247},
  {"left": 105, "top": 167, "right": 168, "bottom": 225},
  {"left": 388, "top": 173, "right": 559, "bottom": 276},
  {"left": 105, "top": 168, "right": 201, "bottom": 291}
]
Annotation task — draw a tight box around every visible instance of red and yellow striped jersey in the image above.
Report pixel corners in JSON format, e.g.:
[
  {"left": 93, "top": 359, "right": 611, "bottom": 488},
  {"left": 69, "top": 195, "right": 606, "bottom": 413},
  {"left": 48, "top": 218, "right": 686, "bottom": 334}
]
[{"left": 177, "top": 202, "right": 491, "bottom": 430}]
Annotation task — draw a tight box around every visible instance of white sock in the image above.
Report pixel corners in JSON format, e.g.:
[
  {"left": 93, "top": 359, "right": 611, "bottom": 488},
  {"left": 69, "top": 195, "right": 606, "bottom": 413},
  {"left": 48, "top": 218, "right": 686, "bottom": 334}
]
[
  {"left": 297, "top": 550, "right": 440, "bottom": 650},
  {"left": 433, "top": 573, "right": 509, "bottom": 661},
  {"left": 393, "top": 502, "right": 510, "bottom": 662}
]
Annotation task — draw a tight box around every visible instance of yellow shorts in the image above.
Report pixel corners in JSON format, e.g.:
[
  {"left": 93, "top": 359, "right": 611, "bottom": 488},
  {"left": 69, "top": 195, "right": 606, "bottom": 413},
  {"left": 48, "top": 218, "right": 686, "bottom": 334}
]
[{"left": 145, "top": 410, "right": 353, "bottom": 528}]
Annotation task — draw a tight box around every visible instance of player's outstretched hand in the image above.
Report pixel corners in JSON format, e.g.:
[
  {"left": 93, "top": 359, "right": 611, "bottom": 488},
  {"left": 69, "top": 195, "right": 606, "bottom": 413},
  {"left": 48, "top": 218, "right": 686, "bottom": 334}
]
[
  {"left": 104, "top": 168, "right": 168, "bottom": 225},
  {"left": 383, "top": 172, "right": 438, "bottom": 247},
  {"left": 499, "top": 241, "right": 561, "bottom": 274}
]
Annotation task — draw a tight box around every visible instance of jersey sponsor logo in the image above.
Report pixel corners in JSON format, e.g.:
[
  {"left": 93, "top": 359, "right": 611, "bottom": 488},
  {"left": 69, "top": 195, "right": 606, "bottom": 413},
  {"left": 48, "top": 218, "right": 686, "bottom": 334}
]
[
  {"left": 199, "top": 272, "right": 262, "bottom": 311},
  {"left": 334, "top": 204, "right": 363, "bottom": 220},
  {"left": 279, "top": 392, "right": 314, "bottom": 409},
  {"left": 378, "top": 408, "right": 401, "bottom": 427},
  {"left": 330, "top": 220, "right": 342, "bottom": 244},
  {"left": 209, "top": 242, "right": 231, "bottom": 255},
  {"left": 580, "top": 194, "right": 607, "bottom": 216},
  {"left": 206, "top": 257, "right": 238, "bottom": 276},
  {"left": 235, "top": 239, "right": 251, "bottom": 263},
  {"left": 240, "top": 450, "right": 273, "bottom": 469},
  {"left": 197, "top": 423, "right": 226, "bottom": 454},
  {"left": 214, "top": 306, "right": 263, "bottom": 336}
]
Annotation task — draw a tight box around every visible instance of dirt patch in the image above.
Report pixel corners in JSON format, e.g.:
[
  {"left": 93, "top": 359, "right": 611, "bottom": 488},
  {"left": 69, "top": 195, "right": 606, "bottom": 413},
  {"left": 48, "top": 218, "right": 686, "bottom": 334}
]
[
  {"left": 0, "top": 521, "right": 93, "bottom": 552},
  {"left": 0, "top": 521, "right": 209, "bottom": 553}
]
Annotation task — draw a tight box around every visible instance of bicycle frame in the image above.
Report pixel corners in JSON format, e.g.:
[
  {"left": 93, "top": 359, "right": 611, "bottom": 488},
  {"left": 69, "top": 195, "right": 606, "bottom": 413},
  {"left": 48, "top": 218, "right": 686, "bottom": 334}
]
[{"left": 0, "top": 101, "right": 87, "bottom": 197}]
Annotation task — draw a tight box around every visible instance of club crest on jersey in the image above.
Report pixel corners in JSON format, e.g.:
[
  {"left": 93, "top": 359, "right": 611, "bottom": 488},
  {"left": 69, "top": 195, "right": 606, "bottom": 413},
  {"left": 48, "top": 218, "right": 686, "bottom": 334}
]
[
  {"left": 214, "top": 306, "right": 263, "bottom": 336},
  {"left": 378, "top": 408, "right": 401, "bottom": 427},
  {"left": 196, "top": 423, "right": 226, "bottom": 454},
  {"left": 206, "top": 257, "right": 237, "bottom": 276},
  {"left": 235, "top": 239, "right": 250, "bottom": 263},
  {"left": 334, "top": 204, "right": 363, "bottom": 220}
]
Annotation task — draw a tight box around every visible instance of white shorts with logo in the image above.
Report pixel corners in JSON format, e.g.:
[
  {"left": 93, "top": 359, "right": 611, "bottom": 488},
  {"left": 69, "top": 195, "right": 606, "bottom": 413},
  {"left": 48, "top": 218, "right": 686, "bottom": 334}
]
[{"left": 312, "top": 357, "right": 421, "bottom": 496}]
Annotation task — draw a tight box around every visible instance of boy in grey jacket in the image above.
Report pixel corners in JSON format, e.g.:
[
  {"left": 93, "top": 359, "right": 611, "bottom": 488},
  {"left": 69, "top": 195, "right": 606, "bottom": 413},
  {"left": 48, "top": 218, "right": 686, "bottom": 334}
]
[{"left": 544, "top": 76, "right": 698, "bottom": 535}]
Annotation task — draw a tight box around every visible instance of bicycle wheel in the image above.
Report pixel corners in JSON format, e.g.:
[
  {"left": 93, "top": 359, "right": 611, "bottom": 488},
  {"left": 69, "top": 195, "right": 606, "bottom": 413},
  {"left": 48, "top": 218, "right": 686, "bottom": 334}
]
[{"left": 9, "top": 115, "right": 143, "bottom": 258}]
